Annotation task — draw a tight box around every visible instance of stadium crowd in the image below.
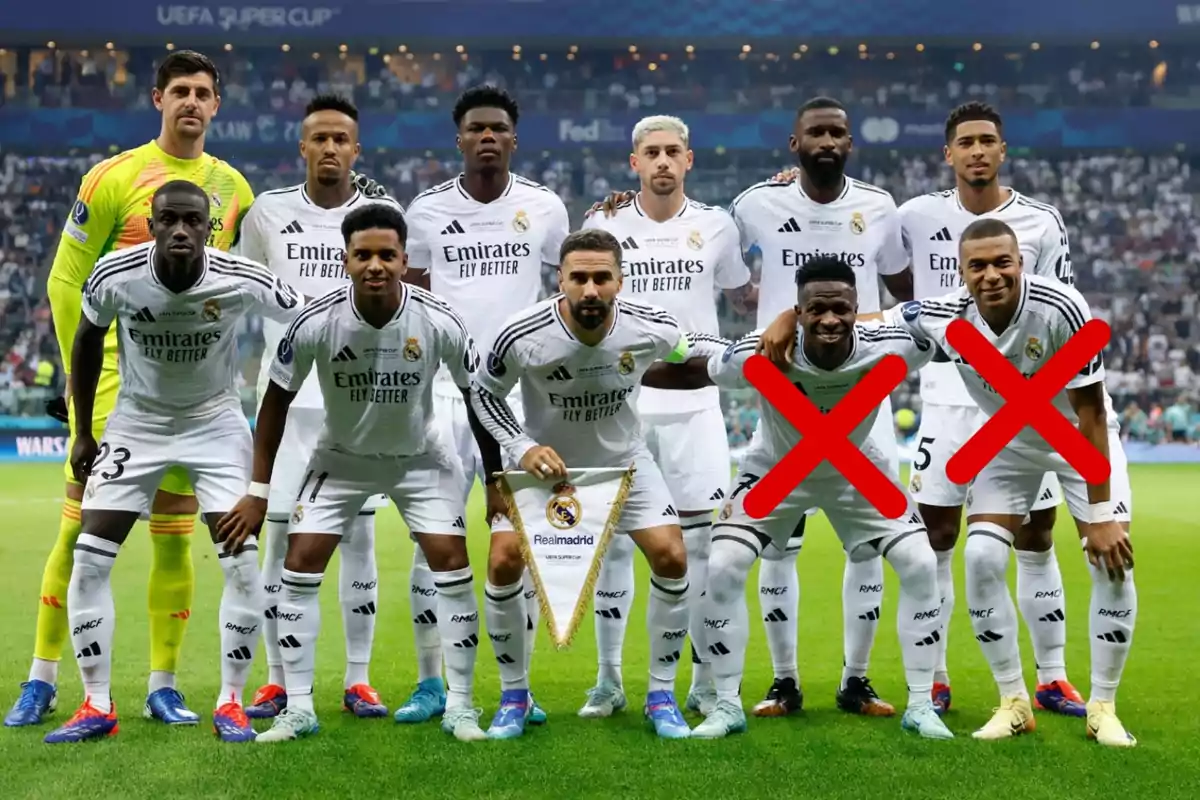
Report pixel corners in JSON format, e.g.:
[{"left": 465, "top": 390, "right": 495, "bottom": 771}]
[{"left": 2, "top": 42, "right": 1196, "bottom": 113}]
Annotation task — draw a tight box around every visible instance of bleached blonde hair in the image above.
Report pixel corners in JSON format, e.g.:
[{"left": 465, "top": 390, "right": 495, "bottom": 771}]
[{"left": 631, "top": 115, "right": 690, "bottom": 151}]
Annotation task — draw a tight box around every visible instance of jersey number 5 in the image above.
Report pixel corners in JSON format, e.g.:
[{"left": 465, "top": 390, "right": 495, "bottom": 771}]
[{"left": 913, "top": 437, "right": 935, "bottom": 472}]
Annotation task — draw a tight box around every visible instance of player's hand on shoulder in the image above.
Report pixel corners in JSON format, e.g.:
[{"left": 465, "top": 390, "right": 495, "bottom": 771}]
[
  {"left": 771, "top": 166, "right": 801, "bottom": 184},
  {"left": 69, "top": 433, "right": 98, "bottom": 485},
  {"left": 585, "top": 190, "right": 636, "bottom": 219},
  {"left": 216, "top": 495, "right": 268, "bottom": 555},
  {"left": 349, "top": 170, "right": 389, "bottom": 199},
  {"left": 518, "top": 445, "right": 568, "bottom": 481},
  {"left": 1084, "top": 520, "right": 1134, "bottom": 581},
  {"left": 756, "top": 309, "right": 799, "bottom": 368}
]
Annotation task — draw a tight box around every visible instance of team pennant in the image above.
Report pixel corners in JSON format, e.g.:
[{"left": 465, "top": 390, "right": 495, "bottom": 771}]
[{"left": 498, "top": 466, "right": 635, "bottom": 649}]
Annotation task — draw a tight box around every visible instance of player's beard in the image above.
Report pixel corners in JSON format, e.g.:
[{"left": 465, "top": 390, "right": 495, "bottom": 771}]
[
  {"left": 798, "top": 150, "right": 845, "bottom": 190},
  {"left": 647, "top": 173, "right": 677, "bottom": 196},
  {"left": 569, "top": 298, "right": 611, "bottom": 330}
]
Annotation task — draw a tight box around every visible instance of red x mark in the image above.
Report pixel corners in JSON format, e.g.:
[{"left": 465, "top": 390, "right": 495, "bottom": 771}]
[
  {"left": 945, "top": 318, "right": 1112, "bottom": 485},
  {"left": 742, "top": 354, "right": 909, "bottom": 520}
]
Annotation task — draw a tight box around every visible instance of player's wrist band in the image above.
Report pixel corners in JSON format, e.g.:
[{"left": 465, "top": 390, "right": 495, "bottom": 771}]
[
  {"left": 1088, "top": 501, "right": 1115, "bottom": 523},
  {"left": 247, "top": 481, "right": 271, "bottom": 500}
]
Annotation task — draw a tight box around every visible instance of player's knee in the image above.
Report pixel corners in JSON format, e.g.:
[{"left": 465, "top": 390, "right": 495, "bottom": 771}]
[
  {"left": 151, "top": 490, "right": 198, "bottom": 516},
  {"left": 964, "top": 523, "right": 1014, "bottom": 586},
  {"left": 706, "top": 542, "right": 754, "bottom": 605},
  {"left": 487, "top": 537, "right": 525, "bottom": 586},
  {"left": 885, "top": 535, "right": 938, "bottom": 591},
  {"left": 1014, "top": 508, "right": 1056, "bottom": 551},
  {"left": 419, "top": 534, "right": 470, "bottom": 573},
  {"left": 922, "top": 508, "right": 961, "bottom": 552},
  {"left": 282, "top": 533, "right": 336, "bottom": 575},
  {"left": 645, "top": 535, "right": 687, "bottom": 580}
]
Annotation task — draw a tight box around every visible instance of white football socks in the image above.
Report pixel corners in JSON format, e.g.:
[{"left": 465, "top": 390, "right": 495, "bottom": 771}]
[
  {"left": 485, "top": 579, "right": 528, "bottom": 691},
  {"left": 964, "top": 523, "right": 1026, "bottom": 698},
  {"left": 1015, "top": 545, "right": 1068, "bottom": 685},
  {"left": 1087, "top": 551, "right": 1137, "bottom": 704},
  {"left": 277, "top": 568, "right": 323, "bottom": 713},
  {"left": 593, "top": 533, "right": 636, "bottom": 687},
  {"left": 682, "top": 520, "right": 713, "bottom": 692},
  {"left": 216, "top": 540, "right": 266, "bottom": 707},
  {"left": 647, "top": 572, "right": 690, "bottom": 694},
  {"left": 757, "top": 544, "right": 800, "bottom": 683},
  {"left": 933, "top": 548, "right": 954, "bottom": 685},
  {"left": 883, "top": 535, "right": 941, "bottom": 709},
  {"left": 339, "top": 512, "right": 378, "bottom": 689},
  {"left": 260, "top": 517, "right": 289, "bottom": 688},
  {"left": 705, "top": 539, "right": 757, "bottom": 702},
  {"left": 841, "top": 554, "right": 884, "bottom": 689},
  {"left": 68, "top": 534, "right": 120, "bottom": 713},
  {"left": 409, "top": 546, "right": 443, "bottom": 683},
  {"left": 434, "top": 566, "right": 479, "bottom": 710}
]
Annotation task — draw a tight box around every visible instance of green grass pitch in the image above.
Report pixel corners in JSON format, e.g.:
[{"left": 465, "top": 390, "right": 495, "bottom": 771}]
[{"left": 1, "top": 462, "right": 1198, "bottom": 800}]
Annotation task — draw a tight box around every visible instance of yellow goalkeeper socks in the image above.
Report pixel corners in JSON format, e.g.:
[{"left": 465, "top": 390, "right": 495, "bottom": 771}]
[
  {"left": 147, "top": 513, "right": 196, "bottom": 674},
  {"left": 31, "top": 498, "right": 83, "bottom": 679}
]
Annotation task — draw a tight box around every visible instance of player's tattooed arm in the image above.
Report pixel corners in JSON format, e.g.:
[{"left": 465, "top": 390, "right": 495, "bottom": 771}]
[
  {"left": 881, "top": 269, "right": 915, "bottom": 302},
  {"left": 755, "top": 308, "right": 799, "bottom": 367},
  {"left": 641, "top": 358, "right": 715, "bottom": 390},
  {"left": 584, "top": 190, "right": 636, "bottom": 219},
  {"left": 1068, "top": 381, "right": 1134, "bottom": 581},
  {"left": 217, "top": 381, "right": 296, "bottom": 553},
  {"left": 723, "top": 281, "right": 759, "bottom": 315},
  {"left": 67, "top": 317, "right": 108, "bottom": 482}
]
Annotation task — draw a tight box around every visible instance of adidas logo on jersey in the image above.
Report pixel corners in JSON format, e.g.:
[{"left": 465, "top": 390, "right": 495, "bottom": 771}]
[
  {"left": 280, "top": 221, "right": 305, "bottom": 235},
  {"left": 332, "top": 346, "right": 358, "bottom": 362},
  {"left": 777, "top": 218, "right": 802, "bottom": 233},
  {"left": 1114, "top": 501, "right": 1128, "bottom": 515},
  {"left": 132, "top": 307, "right": 156, "bottom": 323},
  {"left": 453, "top": 516, "right": 466, "bottom": 529},
  {"left": 930, "top": 227, "right": 953, "bottom": 242},
  {"left": 441, "top": 220, "right": 466, "bottom": 235},
  {"left": 620, "top": 236, "right": 639, "bottom": 250},
  {"left": 709, "top": 488, "right": 725, "bottom": 501},
  {"left": 662, "top": 504, "right": 677, "bottom": 516},
  {"left": 546, "top": 365, "right": 573, "bottom": 381}
]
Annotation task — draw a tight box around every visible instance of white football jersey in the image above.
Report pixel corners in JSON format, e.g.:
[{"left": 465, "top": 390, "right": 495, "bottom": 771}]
[
  {"left": 405, "top": 173, "right": 570, "bottom": 356},
  {"left": 268, "top": 283, "right": 478, "bottom": 458},
  {"left": 885, "top": 273, "right": 1117, "bottom": 453},
  {"left": 82, "top": 242, "right": 302, "bottom": 417},
  {"left": 581, "top": 193, "right": 749, "bottom": 415},
  {"left": 710, "top": 323, "right": 933, "bottom": 479},
  {"left": 236, "top": 183, "right": 405, "bottom": 410},
  {"left": 471, "top": 295, "right": 723, "bottom": 469},
  {"left": 900, "top": 188, "right": 1073, "bottom": 406},
  {"left": 730, "top": 177, "right": 907, "bottom": 328}
]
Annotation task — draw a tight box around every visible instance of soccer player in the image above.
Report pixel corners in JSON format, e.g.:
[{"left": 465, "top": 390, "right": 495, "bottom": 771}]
[
  {"left": 234, "top": 94, "right": 404, "bottom": 721},
  {"left": 578, "top": 115, "right": 754, "bottom": 718},
  {"left": 895, "top": 102, "right": 1083, "bottom": 716},
  {"left": 6, "top": 50, "right": 256, "bottom": 729},
  {"left": 43, "top": 181, "right": 304, "bottom": 744},
  {"left": 469, "top": 229, "right": 728, "bottom": 740},
  {"left": 727, "top": 97, "right": 910, "bottom": 718},
  {"left": 640, "top": 255, "right": 951, "bottom": 741},
  {"left": 221, "top": 203, "right": 489, "bottom": 744},
  {"left": 399, "top": 85, "right": 569, "bottom": 725},
  {"left": 883, "top": 218, "right": 1136, "bottom": 746}
]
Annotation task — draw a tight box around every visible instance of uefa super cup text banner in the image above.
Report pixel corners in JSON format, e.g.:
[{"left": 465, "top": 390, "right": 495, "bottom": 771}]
[{"left": 498, "top": 466, "right": 635, "bottom": 650}]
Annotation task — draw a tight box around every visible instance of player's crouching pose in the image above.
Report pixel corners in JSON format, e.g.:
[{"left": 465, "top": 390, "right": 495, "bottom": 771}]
[
  {"left": 44, "top": 181, "right": 304, "bottom": 744},
  {"left": 642, "top": 255, "right": 954, "bottom": 741},
  {"left": 468, "top": 229, "right": 729, "bottom": 740},
  {"left": 220, "top": 203, "right": 490, "bottom": 744},
  {"left": 884, "top": 218, "right": 1137, "bottom": 747}
]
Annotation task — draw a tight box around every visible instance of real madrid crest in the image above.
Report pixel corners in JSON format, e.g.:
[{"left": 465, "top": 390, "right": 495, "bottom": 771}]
[
  {"left": 545, "top": 481, "right": 582, "bottom": 530},
  {"left": 291, "top": 504, "right": 305, "bottom": 525},
  {"left": 850, "top": 211, "right": 866, "bottom": 235},
  {"left": 404, "top": 337, "right": 422, "bottom": 362},
  {"left": 1024, "top": 337, "right": 1044, "bottom": 360},
  {"left": 210, "top": 191, "right": 222, "bottom": 208},
  {"left": 909, "top": 474, "right": 922, "bottom": 494},
  {"left": 512, "top": 210, "right": 530, "bottom": 233},
  {"left": 202, "top": 299, "right": 221, "bottom": 322},
  {"left": 687, "top": 230, "right": 704, "bottom": 251},
  {"left": 719, "top": 502, "right": 733, "bottom": 520},
  {"left": 618, "top": 351, "right": 635, "bottom": 375}
]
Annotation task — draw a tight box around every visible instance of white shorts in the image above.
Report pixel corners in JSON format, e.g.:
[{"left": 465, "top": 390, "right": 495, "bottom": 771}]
[
  {"left": 491, "top": 448, "right": 679, "bottom": 536},
  {"left": 965, "top": 428, "right": 1132, "bottom": 523},
  {"left": 910, "top": 403, "right": 1061, "bottom": 512},
  {"left": 714, "top": 449, "right": 927, "bottom": 561},
  {"left": 287, "top": 446, "right": 467, "bottom": 538},
  {"left": 435, "top": 375, "right": 524, "bottom": 499},
  {"left": 267, "top": 406, "right": 389, "bottom": 518},
  {"left": 761, "top": 394, "right": 899, "bottom": 555},
  {"left": 82, "top": 402, "right": 250, "bottom": 515},
  {"left": 642, "top": 404, "right": 731, "bottom": 512}
]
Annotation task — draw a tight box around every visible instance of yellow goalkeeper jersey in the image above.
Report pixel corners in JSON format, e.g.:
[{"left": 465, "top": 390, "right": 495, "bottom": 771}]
[{"left": 48, "top": 139, "right": 255, "bottom": 373}]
